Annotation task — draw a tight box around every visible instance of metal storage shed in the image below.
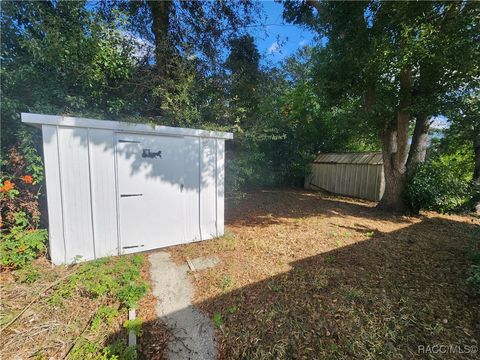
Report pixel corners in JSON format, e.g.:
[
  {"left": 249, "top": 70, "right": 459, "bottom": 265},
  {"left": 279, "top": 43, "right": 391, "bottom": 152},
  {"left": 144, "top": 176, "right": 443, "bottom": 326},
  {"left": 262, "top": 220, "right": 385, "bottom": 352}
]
[
  {"left": 22, "top": 113, "right": 233, "bottom": 265},
  {"left": 305, "top": 152, "right": 385, "bottom": 201}
]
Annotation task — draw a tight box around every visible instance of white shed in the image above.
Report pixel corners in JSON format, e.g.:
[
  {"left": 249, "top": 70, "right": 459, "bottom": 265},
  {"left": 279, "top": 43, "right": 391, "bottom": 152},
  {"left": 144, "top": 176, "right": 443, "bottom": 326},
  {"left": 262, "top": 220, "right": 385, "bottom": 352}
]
[{"left": 22, "top": 113, "right": 233, "bottom": 265}]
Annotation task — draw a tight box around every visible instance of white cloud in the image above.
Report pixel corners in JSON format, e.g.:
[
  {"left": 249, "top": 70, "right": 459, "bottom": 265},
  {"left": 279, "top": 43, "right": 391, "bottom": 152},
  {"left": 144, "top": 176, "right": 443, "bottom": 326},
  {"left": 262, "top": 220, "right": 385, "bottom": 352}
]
[
  {"left": 267, "top": 41, "right": 281, "bottom": 54},
  {"left": 299, "top": 39, "right": 309, "bottom": 47}
]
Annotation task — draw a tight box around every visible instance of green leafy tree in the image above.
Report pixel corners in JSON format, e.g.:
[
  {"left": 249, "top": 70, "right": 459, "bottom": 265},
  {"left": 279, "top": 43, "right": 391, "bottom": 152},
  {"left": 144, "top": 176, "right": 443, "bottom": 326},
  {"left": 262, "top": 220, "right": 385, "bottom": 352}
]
[
  {"left": 283, "top": 1, "right": 480, "bottom": 211},
  {"left": 101, "top": 0, "right": 260, "bottom": 119},
  {"left": 443, "top": 92, "right": 480, "bottom": 212},
  {"left": 225, "top": 35, "right": 261, "bottom": 128},
  {"left": 1, "top": 0, "right": 136, "bottom": 149}
]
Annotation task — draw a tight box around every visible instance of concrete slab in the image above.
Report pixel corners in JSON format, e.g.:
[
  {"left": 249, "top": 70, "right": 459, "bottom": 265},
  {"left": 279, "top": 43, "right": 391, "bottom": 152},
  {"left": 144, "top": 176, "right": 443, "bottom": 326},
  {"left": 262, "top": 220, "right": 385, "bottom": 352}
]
[
  {"left": 148, "top": 251, "right": 217, "bottom": 360},
  {"left": 190, "top": 256, "right": 219, "bottom": 271}
]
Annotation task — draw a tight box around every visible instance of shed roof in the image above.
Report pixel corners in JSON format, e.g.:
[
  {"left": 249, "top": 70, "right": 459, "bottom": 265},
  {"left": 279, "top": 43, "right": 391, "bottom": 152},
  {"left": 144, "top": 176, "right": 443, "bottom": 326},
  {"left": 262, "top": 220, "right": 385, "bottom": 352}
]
[
  {"left": 21, "top": 113, "right": 233, "bottom": 140},
  {"left": 313, "top": 152, "right": 383, "bottom": 165}
]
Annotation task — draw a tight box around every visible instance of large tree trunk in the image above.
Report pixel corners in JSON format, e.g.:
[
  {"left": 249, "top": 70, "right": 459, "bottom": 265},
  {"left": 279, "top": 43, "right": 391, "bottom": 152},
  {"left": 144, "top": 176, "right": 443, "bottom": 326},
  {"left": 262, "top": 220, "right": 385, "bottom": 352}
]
[
  {"left": 474, "top": 132, "right": 480, "bottom": 214},
  {"left": 378, "top": 69, "right": 412, "bottom": 211},
  {"left": 148, "top": 0, "right": 173, "bottom": 78},
  {"left": 378, "top": 128, "right": 409, "bottom": 211},
  {"left": 474, "top": 132, "right": 480, "bottom": 186},
  {"left": 406, "top": 114, "right": 431, "bottom": 172}
]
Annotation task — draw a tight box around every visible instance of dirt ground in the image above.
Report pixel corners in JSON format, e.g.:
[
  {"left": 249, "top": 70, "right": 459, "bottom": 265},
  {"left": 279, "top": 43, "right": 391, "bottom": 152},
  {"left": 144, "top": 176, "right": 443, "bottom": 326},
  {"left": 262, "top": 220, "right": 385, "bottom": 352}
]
[{"left": 170, "top": 189, "right": 480, "bottom": 359}]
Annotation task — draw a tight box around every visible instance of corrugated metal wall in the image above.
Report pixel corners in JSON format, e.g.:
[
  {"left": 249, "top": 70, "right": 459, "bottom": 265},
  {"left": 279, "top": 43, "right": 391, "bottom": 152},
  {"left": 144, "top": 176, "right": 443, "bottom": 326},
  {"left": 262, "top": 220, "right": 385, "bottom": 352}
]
[{"left": 305, "top": 153, "right": 385, "bottom": 201}]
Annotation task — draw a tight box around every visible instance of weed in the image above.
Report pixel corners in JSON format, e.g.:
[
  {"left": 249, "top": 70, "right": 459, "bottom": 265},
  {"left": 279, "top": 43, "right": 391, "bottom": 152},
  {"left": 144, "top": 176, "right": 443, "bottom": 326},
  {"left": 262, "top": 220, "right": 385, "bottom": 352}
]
[
  {"left": 216, "top": 232, "right": 236, "bottom": 251},
  {"left": 91, "top": 306, "right": 119, "bottom": 331},
  {"left": 131, "top": 254, "right": 144, "bottom": 267},
  {"left": 69, "top": 339, "right": 136, "bottom": 360},
  {"left": 329, "top": 231, "right": 339, "bottom": 239},
  {"left": 467, "top": 226, "right": 480, "bottom": 294},
  {"left": 16, "top": 264, "right": 41, "bottom": 283},
  {"left": 213, "top": 312, "right": 223, "bottom": 328},
  {"left": 268, "top": 282, "right": 285, "bottom": 292},
  {"left": 328, "top": 342, "right": 340, "bottom": 356},
  {"left": 124, "top": 318, "right": 143, "bottom": 337},
  {"left": 264, "top": 308, "right": 278, "bottom": 323},
  {"left": 104, "top": 341, "right": 137, "bottom": 360},
  {"left": 342, "top": 286, "right": 365, "bottom": 302},
  {"left": 312, "top": 274, "right": 329, "bottom": 290},
  {"left": 0, "top": 212, "right": 47, "bottom": 269},
  {"left": 47, "top": 255, "right": 148, "bottom": 309},
  {"left": 324, "top": 255, "right": 336, "bottom": 263},
  {"left": 366, "top": 231, "right": 375, "bottom": 238},
  {"left": 117, "top": 282, "right": 148, "bottom": 309},
  {"left": 227, "top": 305, "right": 238, "bottom": 314},
  {"left": 220, "top": 275, "right": 235, "bottom": 291},
  {"left": 47, "top": 280, "right": 77, "bottom": 307}
]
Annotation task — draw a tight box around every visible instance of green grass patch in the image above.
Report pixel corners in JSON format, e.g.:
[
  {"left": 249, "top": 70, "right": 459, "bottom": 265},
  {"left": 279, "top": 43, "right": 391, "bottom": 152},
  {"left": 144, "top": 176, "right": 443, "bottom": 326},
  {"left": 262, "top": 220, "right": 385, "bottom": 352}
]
[{"left": 47, "top": 255, "right": 147, "bottom": 309}]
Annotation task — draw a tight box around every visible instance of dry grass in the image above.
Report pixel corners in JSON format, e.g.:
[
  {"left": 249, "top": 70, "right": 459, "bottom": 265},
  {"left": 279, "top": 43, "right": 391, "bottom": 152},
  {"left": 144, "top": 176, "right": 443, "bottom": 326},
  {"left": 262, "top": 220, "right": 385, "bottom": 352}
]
[
  {"left": 170, "top": 189, "right": 480, "bottom": 359},
  {"left": 0, "top": 254, "right": 162, "bottom": 359},
  {"left": 0, "top": 258, "right": 90, "bottom": 359}
]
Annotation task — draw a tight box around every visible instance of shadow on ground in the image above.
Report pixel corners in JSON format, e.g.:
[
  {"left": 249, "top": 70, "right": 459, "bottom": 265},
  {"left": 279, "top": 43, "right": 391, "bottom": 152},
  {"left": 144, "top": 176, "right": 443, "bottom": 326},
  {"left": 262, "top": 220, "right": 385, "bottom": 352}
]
[
  {"left": 225, "top": 189, "right": 414, "bottom": 228},
  {"left": 115, "top": 190, "right": 479, "bottom": 359}
]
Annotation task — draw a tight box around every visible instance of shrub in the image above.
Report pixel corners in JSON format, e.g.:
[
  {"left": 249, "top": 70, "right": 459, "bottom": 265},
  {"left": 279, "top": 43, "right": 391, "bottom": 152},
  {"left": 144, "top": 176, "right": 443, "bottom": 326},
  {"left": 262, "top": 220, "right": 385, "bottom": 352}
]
[
  {"left": 405, "top": 160, "right": 472, "bottom": 213},
  {"left": 1, "top": 126, "right": 44, "bottom": 229},
  {"left": 1, "top": 126, "right": 47, "bottom": 269},
  {"left": 123, "top": 318, "right": 143, "bottom": 336},
  {"left": 16, "top": 263, "right": 42, "bottom": 283},
  {"left": 48, "top": 255, "right": 148, "bottom": 309},
  {"left": 0, "top": 211, "right": 47, "bottom": 269},
  {"left": 117, "top": 282, "right": 148, "bottom": 309},
  {"left": 467, "top": 226, "right": 480, "bottom": 295}
]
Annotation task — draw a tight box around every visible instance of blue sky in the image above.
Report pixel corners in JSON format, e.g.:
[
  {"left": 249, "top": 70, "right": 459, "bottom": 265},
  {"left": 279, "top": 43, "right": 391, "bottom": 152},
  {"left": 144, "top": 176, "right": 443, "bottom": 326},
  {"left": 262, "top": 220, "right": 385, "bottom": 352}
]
[{"left": 253, "top": 1, "right": 316, "bottom": 65}]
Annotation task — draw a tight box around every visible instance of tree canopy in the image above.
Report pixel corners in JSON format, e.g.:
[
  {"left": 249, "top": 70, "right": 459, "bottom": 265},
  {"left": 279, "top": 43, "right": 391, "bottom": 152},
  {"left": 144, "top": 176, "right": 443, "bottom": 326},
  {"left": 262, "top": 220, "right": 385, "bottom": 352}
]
[
  {"left": 1, "top": 0, "right": 479, "bottom": 212},
  {"left": 284, "top": 0, "right": 480, "bottom": 210}
]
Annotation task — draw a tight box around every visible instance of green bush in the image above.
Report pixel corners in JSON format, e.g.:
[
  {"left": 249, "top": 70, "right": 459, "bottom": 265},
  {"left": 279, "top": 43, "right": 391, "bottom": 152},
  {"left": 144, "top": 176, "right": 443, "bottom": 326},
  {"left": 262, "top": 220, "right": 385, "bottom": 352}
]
[
  {"left": 47, "top": 255, "right": 148, "bottom": 309},
  {"left": 405, "top": 161, "right": 472, "bottom": 214},
  {"left": 467, "top": 226, "right": 480, "bottom": 295},
  {"left": 117, "top": 282, "right": 148, "bottom": 309},
  {"left": 0, "top": 211, "right": 47, "bottom": 269},
  {"left": 123, "top": 318, "right": 143, "bottom": 336}
]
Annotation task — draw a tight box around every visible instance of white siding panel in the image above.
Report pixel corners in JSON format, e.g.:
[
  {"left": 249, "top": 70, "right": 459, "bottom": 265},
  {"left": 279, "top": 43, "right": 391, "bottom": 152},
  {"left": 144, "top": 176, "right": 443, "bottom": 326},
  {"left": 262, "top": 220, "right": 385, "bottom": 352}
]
[
  {"left": 58, "top": 127, "right": 95, "bottom": 262},
  {"left": 200, "top": 138, "right": 217, "bottom": 239},
  {"left": 88, "top": 129, "right": 118, "bottom": 258},
  {"left": 41, "top": 126, "right": 65, "bottom": 265},
  {"left": 184, "top": 136, "right": 201, "bottom": 242},
  {"left": 216, "top": 140, "right": 225, "bottom": 236}
]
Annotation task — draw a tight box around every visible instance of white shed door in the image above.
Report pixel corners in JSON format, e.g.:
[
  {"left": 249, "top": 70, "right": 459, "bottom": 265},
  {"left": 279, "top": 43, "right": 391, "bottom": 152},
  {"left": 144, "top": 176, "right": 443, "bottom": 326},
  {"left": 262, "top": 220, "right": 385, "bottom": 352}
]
[{"left": 116, "top": 134, "right": 185, "bottom": 254}]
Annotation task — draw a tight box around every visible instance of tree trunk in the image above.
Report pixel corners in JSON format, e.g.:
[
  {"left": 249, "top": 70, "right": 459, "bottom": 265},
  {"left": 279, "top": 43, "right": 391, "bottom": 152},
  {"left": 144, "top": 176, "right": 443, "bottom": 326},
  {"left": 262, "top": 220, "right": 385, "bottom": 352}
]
[
  {"left": 377, "top": 68, "right": 412, "bottom": 211},
  {"left": 378, "top": 128, "right": 409, "bottom": 212},
  {"left": 474, "top": 132, "right": 480, "bottom": 185},
  {"left": 406, "top": 114, "right": 431, "bottom": 172},
  {"left": 148, "top": 0, "right": 173, "bottom": 78},
  {"left": 474, "top": 132, "right": 480, "bottom": 214}
]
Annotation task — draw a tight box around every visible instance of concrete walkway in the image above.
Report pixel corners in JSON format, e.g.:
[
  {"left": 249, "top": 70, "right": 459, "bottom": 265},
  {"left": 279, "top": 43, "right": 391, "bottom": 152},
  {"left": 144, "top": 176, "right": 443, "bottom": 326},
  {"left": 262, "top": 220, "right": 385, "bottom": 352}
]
[{"left": 148, "top": 251, "right": 218, "bottom": 360}]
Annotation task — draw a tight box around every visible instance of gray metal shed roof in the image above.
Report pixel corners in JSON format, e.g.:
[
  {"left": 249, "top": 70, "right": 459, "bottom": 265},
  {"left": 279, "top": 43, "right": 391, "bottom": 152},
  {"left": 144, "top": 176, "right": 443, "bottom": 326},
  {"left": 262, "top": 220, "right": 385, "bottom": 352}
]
[{"left": 313, "top": 152, "right": 383, "bottom": 165}]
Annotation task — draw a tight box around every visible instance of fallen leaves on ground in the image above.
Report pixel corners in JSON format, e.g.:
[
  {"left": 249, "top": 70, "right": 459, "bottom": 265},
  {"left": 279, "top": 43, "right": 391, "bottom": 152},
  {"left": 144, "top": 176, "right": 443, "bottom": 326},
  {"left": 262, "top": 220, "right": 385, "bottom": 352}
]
[{"left": 170, "top": 189, "right": 480, "bottom": 359}]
